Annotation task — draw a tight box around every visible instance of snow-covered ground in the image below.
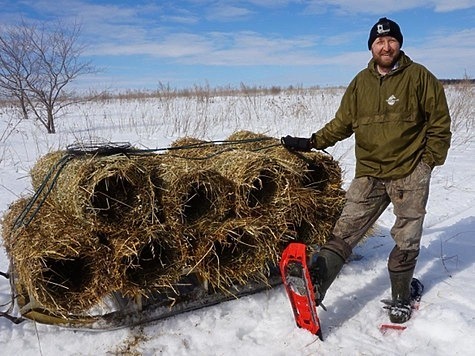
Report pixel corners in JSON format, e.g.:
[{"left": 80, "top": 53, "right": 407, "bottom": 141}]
[{"left": 1, "top": 86, "right": 474, "bottom": 355}]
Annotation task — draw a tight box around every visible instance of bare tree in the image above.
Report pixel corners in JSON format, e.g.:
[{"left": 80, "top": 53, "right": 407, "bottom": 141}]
[
  {"left": 0, "top": 20, "right": 96, "bottom": 133},
  {"left": 0, "top": 24, "right": 30, "bottom": 120}
]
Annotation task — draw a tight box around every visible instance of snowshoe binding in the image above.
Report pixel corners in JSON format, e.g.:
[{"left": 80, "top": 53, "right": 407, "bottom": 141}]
[{"left": 381, "top": 278, "right": 424, "bottom": 331}]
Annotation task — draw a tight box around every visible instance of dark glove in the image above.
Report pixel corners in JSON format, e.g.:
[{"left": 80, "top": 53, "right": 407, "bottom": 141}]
[{"left": 281, "top": 135, "right": 312, "bottom": 152}]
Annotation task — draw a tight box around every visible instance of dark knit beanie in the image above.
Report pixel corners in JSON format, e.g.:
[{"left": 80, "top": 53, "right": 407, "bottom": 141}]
[{"left": 368, "top": 17, "right": 403, "bottom": 50}]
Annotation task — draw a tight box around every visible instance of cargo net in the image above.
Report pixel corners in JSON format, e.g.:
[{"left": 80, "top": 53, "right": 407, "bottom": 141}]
[{"left": 1, "top": 131, "right": 345, "bottom": 323}]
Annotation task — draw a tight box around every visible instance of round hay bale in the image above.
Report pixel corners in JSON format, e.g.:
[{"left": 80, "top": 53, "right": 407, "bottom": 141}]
[
  {"left": 226, "top": 131, "right": 344, "bottom": 193},
  {"left": 3, "top": 200, "right": 114, "bottom": 314},
  {"left": 190, "top": 218, "right": 282, "bottom": 290},
  {"left": 108, "top": 225, "right": 188, "bottom": 295},
  {"left": 30, "top": 152, "right": 160, "bottom": 226},
  {"left": 208, "top": 150, "right": 297, "bottom": 214},
  {"left": 161, "top": 168, "right": 236, "bottom": 226},
  {"left": 300, "top": 152, "right": 343, "bottom": 192}
]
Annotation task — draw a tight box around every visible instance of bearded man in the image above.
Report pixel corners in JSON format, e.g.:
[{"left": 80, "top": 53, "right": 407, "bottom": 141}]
[{"left": 281, "top": 17, "right": 451, "bottom": 324}]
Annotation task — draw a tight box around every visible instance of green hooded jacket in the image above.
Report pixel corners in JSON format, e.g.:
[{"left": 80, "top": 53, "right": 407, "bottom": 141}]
[{"left": 311, "top": 51, "right": 451, "bottom": 179}]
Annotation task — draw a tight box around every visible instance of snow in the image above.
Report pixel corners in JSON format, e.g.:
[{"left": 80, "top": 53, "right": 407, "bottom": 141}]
[{"left": 1, "top": 86, "right": 475, "bottom": 355}]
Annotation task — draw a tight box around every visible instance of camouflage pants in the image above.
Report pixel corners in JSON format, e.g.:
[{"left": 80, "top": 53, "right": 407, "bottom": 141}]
[{"left": 328, "top": 160, "right": 432, "bottom": 272}]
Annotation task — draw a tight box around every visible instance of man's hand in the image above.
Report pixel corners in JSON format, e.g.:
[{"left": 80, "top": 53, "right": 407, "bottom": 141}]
[{"left": 281, "top": 135, "right": 312, "bottom": 152}]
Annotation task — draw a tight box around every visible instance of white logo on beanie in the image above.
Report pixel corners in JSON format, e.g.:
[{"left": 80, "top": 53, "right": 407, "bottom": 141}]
[{"left": 377, "top": 23, "right": 390, "bottom": 35}]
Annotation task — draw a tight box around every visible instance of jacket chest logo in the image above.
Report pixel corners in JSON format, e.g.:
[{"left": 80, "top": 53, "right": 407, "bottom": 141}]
[{"left": 386, "top": 95, "right": 399, "bottom": 106}]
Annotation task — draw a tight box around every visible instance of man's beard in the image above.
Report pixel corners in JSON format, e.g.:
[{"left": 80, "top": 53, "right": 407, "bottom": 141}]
[{"left": 374, "top": 50, "right": 400, "bottom": 70}]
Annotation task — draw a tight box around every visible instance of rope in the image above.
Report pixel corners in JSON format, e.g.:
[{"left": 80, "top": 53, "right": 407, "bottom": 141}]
[
  {"left": 12, "top": 153, "right": 74, "bottom": 230},
  {"left": 0, "top": 311, "right": 25, "bottom": 324},
  {"left": 66, "top": 136, "right": 276, "bottom": 155}
]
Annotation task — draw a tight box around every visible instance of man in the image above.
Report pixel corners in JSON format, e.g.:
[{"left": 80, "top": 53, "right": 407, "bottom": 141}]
[{"left": 281, "top": 17, "right": 451, "bottom": 324}]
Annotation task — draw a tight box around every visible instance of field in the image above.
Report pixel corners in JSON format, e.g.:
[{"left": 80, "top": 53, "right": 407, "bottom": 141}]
[{"left": 1, "top": 83, "right": 474, "bottom": 355}]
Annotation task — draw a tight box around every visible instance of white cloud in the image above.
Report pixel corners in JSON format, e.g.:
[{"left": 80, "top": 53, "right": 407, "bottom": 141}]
[
  {"left": 205, "top": 4, "right": 255, "bottom": 21},
  {"left": 89, "top": 33, "right": 213, "bottom": 58},
  {"left": 161, "top": 15, "right": 199, "bottom": 25},
  {"left": 90, "top": 30, "right": 319, "bottom": 65},
  {"left": 431, "top": 0, "right": 475, "bottom": 12},
  {"left": 244, "top": 0, "right": 298, "bottom": 7},
  {"left": 303, "top": 0, "right": 475, "bottom": 14},
  {"left": 164, "top": 32, "right": 339, "bottom": 66},
  {"left": 407, "top": 28, "right": 475, "bottom": 78}
]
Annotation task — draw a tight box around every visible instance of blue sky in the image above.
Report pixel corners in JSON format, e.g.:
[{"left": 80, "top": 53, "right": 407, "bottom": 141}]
[{"left": 2, "top": 0, "right": 474, "bottom": 90}]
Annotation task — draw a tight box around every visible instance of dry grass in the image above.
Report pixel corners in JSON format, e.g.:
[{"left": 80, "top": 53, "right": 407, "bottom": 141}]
[
  {"left": 189, "top": 217, "right": 282, "bottom": 290},
  {"left": 446, "top": 80, "right": 475, "bottom": 146},
  {"left": 2, "top": 198, "right": 116, "bottom": 314},
  {"left": 2, "top": 130, "right": 346, "bottom": 316},
  {"left": 29, "top": 152, "right": 162, "bottom": 227}
]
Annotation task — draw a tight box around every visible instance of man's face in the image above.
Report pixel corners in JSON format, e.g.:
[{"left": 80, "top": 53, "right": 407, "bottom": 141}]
[{"left": 371, "top": 36, "right": 401, "bottom": 69}]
